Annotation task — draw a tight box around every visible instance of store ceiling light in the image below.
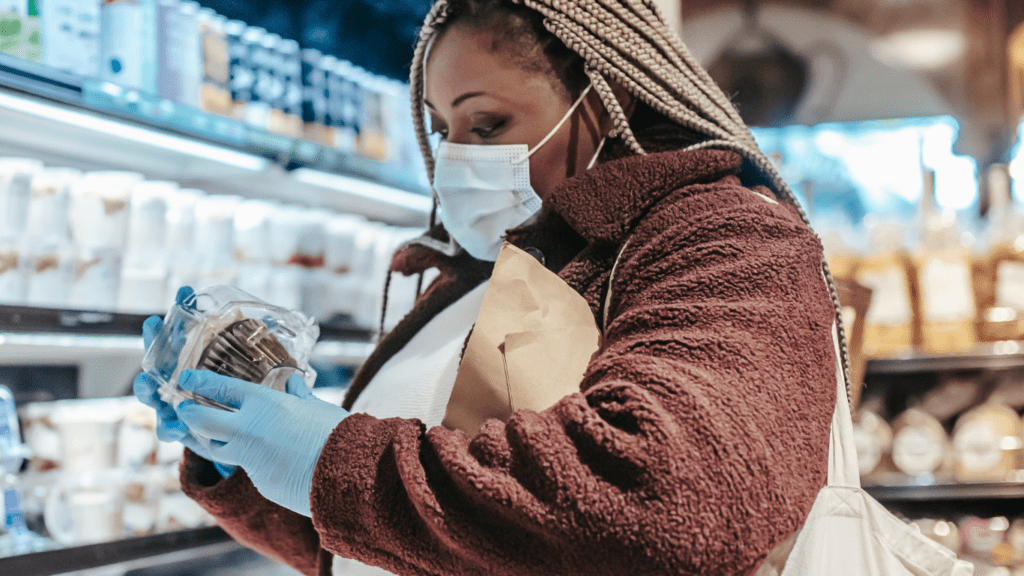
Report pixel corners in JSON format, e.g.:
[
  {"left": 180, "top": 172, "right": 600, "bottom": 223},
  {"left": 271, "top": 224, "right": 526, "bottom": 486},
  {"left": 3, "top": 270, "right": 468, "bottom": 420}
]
[
  {"left": 292, "top": 168, "right": 433, "bottom": 214},
  {"left": 0, "top": 91, "right": 268, "bottom": 172},
  {"left": 869, "top": 28, "right": 966, "bottom": 70}
]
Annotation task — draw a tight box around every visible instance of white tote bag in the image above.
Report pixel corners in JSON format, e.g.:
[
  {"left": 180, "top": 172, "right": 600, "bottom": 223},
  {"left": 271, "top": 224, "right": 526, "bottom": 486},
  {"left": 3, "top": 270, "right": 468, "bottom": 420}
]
[{"left": 757, "top": 322, "right": 974, "bottom": 576}]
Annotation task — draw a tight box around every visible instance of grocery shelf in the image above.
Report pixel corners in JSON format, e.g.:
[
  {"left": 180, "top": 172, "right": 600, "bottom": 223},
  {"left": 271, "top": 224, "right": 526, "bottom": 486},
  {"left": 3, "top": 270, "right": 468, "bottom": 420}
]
[
  {"left": 0, "top": 53, "right": 82, "bottom": 105},
  {"left": 865, "top": 341, "right": 1024, "bottom": 375},
  {"left": 0, "top": 304, "right": 371, "bottom": 341},
  {"left": 0, "top": 527, "right": 237, "bottom": 576},
  {"left": 0, "top": 305, "right": 374, "bottom": 394},
  {"left": 865, "top": 482, "right": 1024, "bottom": 503},
  {"left": 0, "top": 54, "right": 431, "bottom": 226}
]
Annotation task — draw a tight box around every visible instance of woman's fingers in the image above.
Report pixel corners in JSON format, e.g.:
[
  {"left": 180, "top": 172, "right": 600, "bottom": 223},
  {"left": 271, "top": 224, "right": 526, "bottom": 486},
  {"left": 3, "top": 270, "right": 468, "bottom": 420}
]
[
  {"left": 175, "top": 400, "right": 237, "bottom": 442},
  {"left": 178, "top": 370, "right": 258, "bottom": 410},
  {"left": 179, "top": 434, "right": 226, "bottom": 464},
  {"left": 133, "top": 372, "right": 162, "bottom": 408},
  {"left": 175, "top": 286, "right": 195, "bottom": 307},
  {"left": 156, "top": 410, "right": 190, "bottom": 442},
  {"left": 142, "top": 316, "right": 163, "bottom": 351},
  {"left": 285, "top": 372, "right": 313, "bottom": 400}
]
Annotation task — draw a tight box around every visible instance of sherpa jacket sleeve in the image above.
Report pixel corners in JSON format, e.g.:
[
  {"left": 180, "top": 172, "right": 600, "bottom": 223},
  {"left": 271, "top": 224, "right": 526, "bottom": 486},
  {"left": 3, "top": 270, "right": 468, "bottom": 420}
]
[
  {"left": 179, "top": 452, "right": 328, "bottom": 576},
  {"left": 306, "top": 176, "right": 839, "bottom": 576}
]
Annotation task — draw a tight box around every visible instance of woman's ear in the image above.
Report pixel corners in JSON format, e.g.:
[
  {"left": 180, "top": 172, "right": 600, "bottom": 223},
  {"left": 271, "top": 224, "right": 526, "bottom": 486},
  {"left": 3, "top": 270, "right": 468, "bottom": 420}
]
[{"left": 593, "top": 81, "right": 637, "bottom": 136}]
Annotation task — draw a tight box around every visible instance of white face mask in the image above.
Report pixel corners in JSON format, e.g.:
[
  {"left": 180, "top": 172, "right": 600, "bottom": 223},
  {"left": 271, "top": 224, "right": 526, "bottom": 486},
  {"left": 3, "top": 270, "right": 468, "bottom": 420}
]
[{"left": 432, "top": 84, "right": 606, "bottom": 261}]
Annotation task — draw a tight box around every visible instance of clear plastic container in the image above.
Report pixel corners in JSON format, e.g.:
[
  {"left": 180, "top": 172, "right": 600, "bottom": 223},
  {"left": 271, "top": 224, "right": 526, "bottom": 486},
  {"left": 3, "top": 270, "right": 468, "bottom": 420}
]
[
  {"left": 69, "top": 171, "right": 143, "bottom": 251},
  {"left": 25, "top": 167, "right": 81, "bottom": 245},
  {"left": 141, "top": 285, "right": 318, "bottom": 423},
  {"left": 0, "top": 158, "right": 44, "bottom": 242}
]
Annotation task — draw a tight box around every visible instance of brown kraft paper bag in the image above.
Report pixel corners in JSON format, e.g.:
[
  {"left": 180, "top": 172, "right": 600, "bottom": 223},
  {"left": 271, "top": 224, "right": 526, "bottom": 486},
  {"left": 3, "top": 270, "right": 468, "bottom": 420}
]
[{"left": 443, "top": 242, "right": 602, "bottom": 436}]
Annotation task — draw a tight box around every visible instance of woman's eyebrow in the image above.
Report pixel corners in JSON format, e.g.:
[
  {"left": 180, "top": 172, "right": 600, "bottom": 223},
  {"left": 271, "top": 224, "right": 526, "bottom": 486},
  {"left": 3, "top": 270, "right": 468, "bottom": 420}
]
[{"left": 424, "top": 92, "right": 487, "bottom": 110}]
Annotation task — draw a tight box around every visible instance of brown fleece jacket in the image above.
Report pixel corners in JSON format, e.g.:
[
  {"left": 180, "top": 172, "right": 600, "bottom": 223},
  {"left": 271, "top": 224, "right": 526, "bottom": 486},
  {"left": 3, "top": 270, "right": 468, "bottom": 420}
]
[{"left": 180, "top": 148, "right": 837, "bottom": 576}]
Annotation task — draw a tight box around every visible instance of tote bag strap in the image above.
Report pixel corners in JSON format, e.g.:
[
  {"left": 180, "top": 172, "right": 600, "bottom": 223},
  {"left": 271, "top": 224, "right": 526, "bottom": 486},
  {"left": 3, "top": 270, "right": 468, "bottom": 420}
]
[
  {"left": 603, "top": 237, "right": 633, "bottom": 334},
  {"left": 827, "top": 319, "right": 860, "bottom": 488}
]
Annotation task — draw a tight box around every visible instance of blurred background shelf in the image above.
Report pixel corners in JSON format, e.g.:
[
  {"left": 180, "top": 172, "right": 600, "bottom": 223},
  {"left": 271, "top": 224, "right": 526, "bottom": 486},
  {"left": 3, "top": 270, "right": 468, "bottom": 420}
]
[
  {"left": 0, "top": 527, "right": 238, "bottom": 576},
  {"left": 865, "top": 483, "right": 1024, "bottom": 519},
  {"left": 0, "top": 305, "right": 373, "bottom": 401},
  {"left": 866, "top": 483, "right": 1024, "bottom": 503},
  {"left": 0, "top": 54, "right": 431, "bottom": 227},
  {"left": 865, "top": 342, "right": 1024, "bottom": 375},
  {"left": 0, "top": 304, "right": 373, "bottom": 341}
]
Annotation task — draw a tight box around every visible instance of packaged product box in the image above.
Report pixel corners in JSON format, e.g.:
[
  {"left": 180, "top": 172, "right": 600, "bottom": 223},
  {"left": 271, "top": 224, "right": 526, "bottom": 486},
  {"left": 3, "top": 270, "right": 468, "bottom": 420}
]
[
  {"left": 918, "top": 372, "right": 989, "bottom": 422},
  {"left": 856, "top": 250, "right": 919, "bottom": 357},
  {"left": 157, "top": 0, "right": 202, "bottom": 107},
  {"left": 910, "top": 518, "right": 960, "bottom": 555},
  {"left": 951, "top": 402, "right": 1023, "bottom": 483},
  {"left": 327, "top": 59, "right": 359, "bottom": 154},
  {"left": 960, "top": 516, "right": 1011, "bottom": 569},
  {"left": 198, "top": 9, "right": 231, "bottom": 116},
  {"left": 915, "top": 169, "right": 978, "bottom": 354},
  {"left": 100, "top": 0, "right": 158, "bottom": 93},
  {"left": 354, "top": 70, "right": 391, "bottom": 162},
  {"left": 242, "top": 28, "right": 276, "bottom": 130},
  {"left": 267, "top": 38, "right": 303, "bottom": 138},
  {"left": 977, "top": 306, "right": 1023, "bottom": 343},
  {"left": 915, "top": 249, "right": 979, "bottom": 354},
  {"left": 41, "top": 0, "right": 100, "bottom": 76},
  {"left": 889, "top": 408, "right": 951, "bottom": 479},
  {"left": 852, "top": 407, "right": 892, "bottom": 478},
  {"left": 223, "top": 20, "right": 250, "bottom": 120},
  {"left": 0, "top": 0, "right": 41, "bottom": 63},
  {"left": 986, "top": 165, "right": 1024, "bottom": 316},
  {"left": 300, "top": 49, "right": 330, "bottom": 144}
]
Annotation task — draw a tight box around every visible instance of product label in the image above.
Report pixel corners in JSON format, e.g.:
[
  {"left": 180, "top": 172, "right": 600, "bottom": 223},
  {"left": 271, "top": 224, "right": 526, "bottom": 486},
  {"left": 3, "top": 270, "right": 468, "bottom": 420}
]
[
  {"left": 841, "top": 306, "right": 856, "bottom": 336},
  {"left": 0, "top": 6, "right": 41, "bottom": 63},
  {"left": 954, "top": 421, "right": 1003, "bottom": 473},
  {"left": 920, "top": 257, "right": 975, "bottom": 322},
  {"left": 892, "top": 426, "right": 944, "bottom": 475},
  {"left": 101, "top": 0, "right": 158, "bottom": 92},
  {"left": 858, "top": 267, "right": 913, "bottom": 326},
  {"left": 997, "top": 261, "right": 1024, "bottom": 311},
  {"left": 42, "top": 0, "right": 100, "bottom": 75}
]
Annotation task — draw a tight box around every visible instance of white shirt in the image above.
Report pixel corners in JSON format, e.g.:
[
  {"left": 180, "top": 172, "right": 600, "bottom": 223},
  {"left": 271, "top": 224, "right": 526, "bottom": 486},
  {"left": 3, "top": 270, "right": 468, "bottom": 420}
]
[{"left": 333, "top": 281, "right": 488, "bottom": 576}]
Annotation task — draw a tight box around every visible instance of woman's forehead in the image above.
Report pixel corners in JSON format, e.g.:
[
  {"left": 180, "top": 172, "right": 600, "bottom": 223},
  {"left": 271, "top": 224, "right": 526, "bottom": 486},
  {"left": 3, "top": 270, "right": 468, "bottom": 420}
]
[{"left": 424, "top": 26, "right": 560, "bottom": 110}]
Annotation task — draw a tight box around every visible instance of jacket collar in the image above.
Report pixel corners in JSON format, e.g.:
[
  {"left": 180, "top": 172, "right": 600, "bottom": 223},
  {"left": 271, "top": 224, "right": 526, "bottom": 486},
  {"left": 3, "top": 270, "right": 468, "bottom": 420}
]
[{"left": 545, "top": 148, "right": 743, "bottom": 246}]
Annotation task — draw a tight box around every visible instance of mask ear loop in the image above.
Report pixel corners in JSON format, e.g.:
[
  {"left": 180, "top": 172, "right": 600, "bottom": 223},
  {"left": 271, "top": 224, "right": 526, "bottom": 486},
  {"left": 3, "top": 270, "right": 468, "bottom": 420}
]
[
  {"left": 587, "top": 137, "right": 607, "bottom": 170},
  {"left": 518, "top": 84, "right": 594, "bottom": 163}
]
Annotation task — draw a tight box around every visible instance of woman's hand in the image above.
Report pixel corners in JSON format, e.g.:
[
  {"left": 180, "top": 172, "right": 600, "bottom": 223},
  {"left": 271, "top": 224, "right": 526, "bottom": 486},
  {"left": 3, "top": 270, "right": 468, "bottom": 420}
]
[
  {"left": 134, "top": 314, "right": 198, "bottom": 443},
  {"left": 133, "top": 286, "right": 238, "bottom": 478},
  {"left": 174, "top": 370, "right": 350, "bottom": 517}
]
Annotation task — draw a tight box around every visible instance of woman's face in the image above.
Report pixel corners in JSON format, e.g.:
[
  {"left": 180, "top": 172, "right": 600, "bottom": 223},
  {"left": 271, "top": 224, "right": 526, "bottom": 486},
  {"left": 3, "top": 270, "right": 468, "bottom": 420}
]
[{"left": 424, "top": 24, "right": 606, "bottom": 202}]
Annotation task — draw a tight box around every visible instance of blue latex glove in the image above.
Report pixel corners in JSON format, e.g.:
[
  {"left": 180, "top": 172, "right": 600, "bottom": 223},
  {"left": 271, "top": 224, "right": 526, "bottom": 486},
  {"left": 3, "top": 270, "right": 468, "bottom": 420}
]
[
  {"left": 133, "top": 287, "right": 240, "bottom": 477},
  {"left": 174, "top": 369, "right": 349, "bottom": 517}
]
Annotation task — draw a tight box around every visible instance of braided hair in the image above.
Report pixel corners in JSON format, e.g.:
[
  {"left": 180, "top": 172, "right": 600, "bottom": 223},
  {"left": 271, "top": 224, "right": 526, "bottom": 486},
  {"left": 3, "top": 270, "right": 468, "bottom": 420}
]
[{"left": 410, "top": 0, "right": 853, "bottom": 402}]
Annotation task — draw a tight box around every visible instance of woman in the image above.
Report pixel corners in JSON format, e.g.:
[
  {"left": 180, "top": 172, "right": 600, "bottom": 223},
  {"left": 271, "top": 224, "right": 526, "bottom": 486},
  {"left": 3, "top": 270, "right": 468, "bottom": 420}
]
[{"left": 134, "top": 1, "right": 846, "bottom": 575}]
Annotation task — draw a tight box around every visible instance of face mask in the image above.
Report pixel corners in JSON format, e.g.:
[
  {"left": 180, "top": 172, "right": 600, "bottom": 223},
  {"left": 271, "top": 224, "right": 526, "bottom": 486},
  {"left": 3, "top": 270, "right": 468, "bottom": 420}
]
[{"left": 432, "top": 84, "right": 606, "bottom": 261}]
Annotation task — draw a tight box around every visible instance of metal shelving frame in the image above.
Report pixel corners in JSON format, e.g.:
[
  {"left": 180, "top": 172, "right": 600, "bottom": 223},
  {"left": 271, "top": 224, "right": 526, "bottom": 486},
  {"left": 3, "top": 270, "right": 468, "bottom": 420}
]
[
  {"left": 866, "top": 341, "right": 1024, "bottom": 375},
  {"left": 0, "top": 527, "right": 237, "bottom": 576},
  {"left": 0, "top": 53, "right": 432, "bottom": 226}
]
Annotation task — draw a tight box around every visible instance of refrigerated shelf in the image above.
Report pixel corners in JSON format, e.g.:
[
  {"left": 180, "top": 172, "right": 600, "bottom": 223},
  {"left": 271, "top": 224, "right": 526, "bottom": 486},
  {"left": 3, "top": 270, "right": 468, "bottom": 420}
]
[
  {"left": 0, "top": 304, "right": 374, "bottom": 398},
  {"left": 0, "top": 54, "right": 432, "bottom": 226},
  {"left": 0, "top": 304, "right": 372, "bottom": 341},
  {"left": 0, "top": 527, "right": 237, "bottom": 576},
  {"left": 865, "top": 341, "right": 1024, "bottom": 375},
  {"left": 866, "top": 483, "right": 1024, "bottom": 503}
]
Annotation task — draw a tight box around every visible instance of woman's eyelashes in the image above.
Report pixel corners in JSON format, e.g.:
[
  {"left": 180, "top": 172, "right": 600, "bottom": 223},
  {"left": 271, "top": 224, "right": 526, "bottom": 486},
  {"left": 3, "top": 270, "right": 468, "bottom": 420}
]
[
  {"left": 429, "top": 120, "right": 449, "bottom": 140},
  {"left": 471, "top": 119, "right": 507, "bottom": 139},
  {"left": 429, "top": 115, "right": 509, "bottom": 142}
]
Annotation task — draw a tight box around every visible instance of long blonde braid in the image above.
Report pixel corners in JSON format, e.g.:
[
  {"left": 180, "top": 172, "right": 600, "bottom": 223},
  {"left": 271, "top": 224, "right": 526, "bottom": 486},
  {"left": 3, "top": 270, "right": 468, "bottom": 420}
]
[{"left": 409, "top": 0, "right": 854, "bottom": 402}]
